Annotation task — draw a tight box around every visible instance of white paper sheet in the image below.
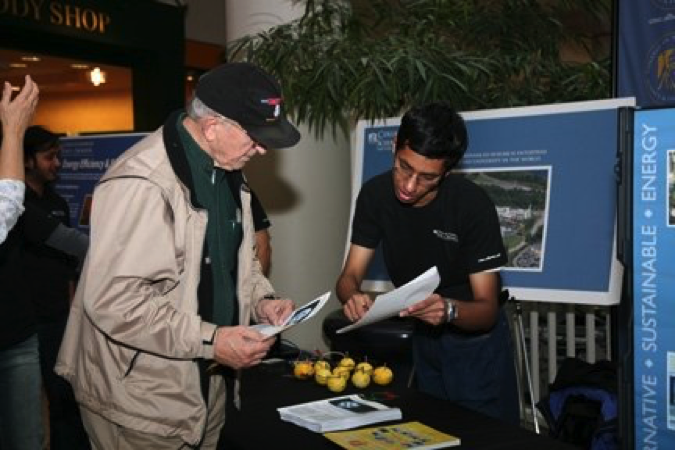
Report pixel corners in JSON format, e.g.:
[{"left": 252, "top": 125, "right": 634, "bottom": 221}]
[{"left": 336, "top": 266, "right": 440, "bottom": 334}]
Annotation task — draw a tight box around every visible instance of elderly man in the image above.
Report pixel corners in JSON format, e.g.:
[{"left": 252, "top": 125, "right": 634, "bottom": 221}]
[{"left": 56, "top": 63, "right": 300, "bottom": 449}]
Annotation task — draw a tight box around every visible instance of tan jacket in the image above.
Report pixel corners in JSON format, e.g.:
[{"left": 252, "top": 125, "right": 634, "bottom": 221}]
[{"left": 55, "top": 120, "right": 274, "bottom": 445}]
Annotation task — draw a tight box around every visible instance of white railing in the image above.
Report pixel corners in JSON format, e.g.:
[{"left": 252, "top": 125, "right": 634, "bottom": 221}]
[{"left": 508, "top": 301, "right": 612, "bottom": 428}]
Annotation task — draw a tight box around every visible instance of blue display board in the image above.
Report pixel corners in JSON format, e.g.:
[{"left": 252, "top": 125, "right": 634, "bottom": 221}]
[
  {"left": 55, "top": 133, "right": 146, "bottom": 233},
  {"left": 632, "top": 108, "right": 675, "bottom": 448},
  {"left": 351, "top": 99, "right": 634, "bottom": 305}
]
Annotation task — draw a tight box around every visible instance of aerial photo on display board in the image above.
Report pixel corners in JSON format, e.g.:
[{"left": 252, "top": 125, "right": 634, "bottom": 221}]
[{"left": 462, "top": 167, "right": 550, "bottom": 271}]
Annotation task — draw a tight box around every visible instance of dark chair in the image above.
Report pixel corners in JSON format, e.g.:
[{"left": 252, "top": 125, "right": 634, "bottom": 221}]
[{"left": 322, "top": 309, "right": 415, "bottom": 389}]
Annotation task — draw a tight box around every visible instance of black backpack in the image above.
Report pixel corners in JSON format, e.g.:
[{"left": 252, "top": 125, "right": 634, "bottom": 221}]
[{"left": 537, "top": 358, "right": 618, "bottom": 450}]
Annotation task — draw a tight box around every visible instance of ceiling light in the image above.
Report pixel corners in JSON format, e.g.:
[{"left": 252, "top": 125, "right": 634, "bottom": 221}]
[
  {"left": 71, "top": 63, "right": 90, "bottom": 70},
  {"left": 9, "top": 63, "right": 27, "bottom": 68},
  {"left": 21, "top": 56, "right": 40, "bottom": 62},
  {"left": 89, "top": 67, "right": 106, "bottom": 86}
]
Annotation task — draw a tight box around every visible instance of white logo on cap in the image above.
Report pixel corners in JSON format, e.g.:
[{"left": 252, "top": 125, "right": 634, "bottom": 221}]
[{"left": 261, "top": 98, "right": 282, "bottom": 122}]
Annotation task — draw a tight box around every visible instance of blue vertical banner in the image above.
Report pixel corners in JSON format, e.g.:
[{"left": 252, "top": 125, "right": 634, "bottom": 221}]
[
  {"left": 55, "top": 134, "right": 146, "bottom": 233},
  {"left": 617, "top": 1, "right": 675, "bottom": 106},
  {"left": 632, "top": 108, "right": 675, "bottom": 448}
]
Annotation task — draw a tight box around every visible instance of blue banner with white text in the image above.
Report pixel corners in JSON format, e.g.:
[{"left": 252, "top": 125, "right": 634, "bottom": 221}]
[
  {"left": 617, "top": 0, "right": 675, "bottom": 106},
  {"left": 54, "top": 133, "right": 146, "bottom": 233},
  {"left": 632, "top": 108, "right": 675, "bottom": 448}
]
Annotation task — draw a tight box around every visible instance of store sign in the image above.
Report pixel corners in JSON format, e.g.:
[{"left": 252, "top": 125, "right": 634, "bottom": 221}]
[{"left": 0, "top": 0, "right": 110, "bottom": 34}]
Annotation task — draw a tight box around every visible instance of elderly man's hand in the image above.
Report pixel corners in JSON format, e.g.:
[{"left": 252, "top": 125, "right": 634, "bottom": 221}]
[
  {"left": 212, "top": 326, "right": 275, "bottom": 369},
  {"left": 256, "top": 297, "right": 294, "bottom": 326}
]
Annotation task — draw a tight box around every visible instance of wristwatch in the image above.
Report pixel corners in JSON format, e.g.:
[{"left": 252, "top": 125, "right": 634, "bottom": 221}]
[{"left": 445, "top": 298, "right": 458, "bottom": 323}]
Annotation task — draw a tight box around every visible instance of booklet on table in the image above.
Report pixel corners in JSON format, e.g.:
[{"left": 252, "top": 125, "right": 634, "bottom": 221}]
[{"left": 277, "top": 394, "right": 402, "bottom": 433}]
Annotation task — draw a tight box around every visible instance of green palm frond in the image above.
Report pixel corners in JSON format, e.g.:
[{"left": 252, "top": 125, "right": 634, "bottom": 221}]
[{"left": 227, "top": 0, "right": 611, "bottom": 136}]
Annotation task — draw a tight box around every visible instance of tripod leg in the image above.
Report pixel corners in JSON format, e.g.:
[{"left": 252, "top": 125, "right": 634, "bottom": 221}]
[
  {"left": 515, "top": 300, "right": 540, "bottom": 433},
  {"left": 407, "top": 364, "right": 415, "bottom": 388}
]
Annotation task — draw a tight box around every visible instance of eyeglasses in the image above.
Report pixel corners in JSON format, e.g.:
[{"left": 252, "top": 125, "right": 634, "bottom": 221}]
[
  {"left": 213, "top": 115, "right": 267, "bottom": 151},
  {"left": 393, "top": 157, "right": 444, "bottom": 187}
]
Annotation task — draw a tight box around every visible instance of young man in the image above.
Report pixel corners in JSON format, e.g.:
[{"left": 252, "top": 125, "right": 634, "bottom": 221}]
[
  {"left": 336, "top": 102, "right": 519, "bottom": 425},
  {"left": 22, "top": 125, "right": 90, "bottom": 450},
  {"left": 56, "top": 62, "right": 299, "bottom": 449}
]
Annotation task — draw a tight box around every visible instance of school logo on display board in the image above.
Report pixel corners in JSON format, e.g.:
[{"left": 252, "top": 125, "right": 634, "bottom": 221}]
[{"left": 646, "top": 34, "right": 675, "bottom": 103}]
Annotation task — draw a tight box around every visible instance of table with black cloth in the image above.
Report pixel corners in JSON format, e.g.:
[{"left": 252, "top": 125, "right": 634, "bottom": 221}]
[{"left": 218, "top": 360, "right": 576, "bottom": 450}]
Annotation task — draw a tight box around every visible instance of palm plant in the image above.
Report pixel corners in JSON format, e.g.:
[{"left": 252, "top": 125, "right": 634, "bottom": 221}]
[{"left": 227, "top": 0, "right": 611, "bottom": 136}]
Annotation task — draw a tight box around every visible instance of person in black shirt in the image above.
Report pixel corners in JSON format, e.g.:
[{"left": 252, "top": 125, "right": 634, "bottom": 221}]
[
  {"left": 22, "top": 125, "right": 90, "bottom": 450},
  {"left": 336, "top": 103, "right": 519, "bottom": 425}
]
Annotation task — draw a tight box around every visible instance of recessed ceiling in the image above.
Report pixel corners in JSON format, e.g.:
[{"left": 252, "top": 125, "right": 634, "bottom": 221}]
[{"left": 0, "top": 48, "right": 131, "bottom": 94}]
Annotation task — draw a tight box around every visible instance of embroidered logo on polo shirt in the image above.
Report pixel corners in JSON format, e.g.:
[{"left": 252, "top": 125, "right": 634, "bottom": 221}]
[
  {"left": 433, "top": 229, "right": 458, "bottom": 242},
  {"left": 478, "top": 253, "right": 502, "bottom": 263}
]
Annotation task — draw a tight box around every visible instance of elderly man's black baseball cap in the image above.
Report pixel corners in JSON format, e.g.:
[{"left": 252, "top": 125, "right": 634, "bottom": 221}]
[{"left": 195, "top": 62, "right": 300, "bottom": 149}]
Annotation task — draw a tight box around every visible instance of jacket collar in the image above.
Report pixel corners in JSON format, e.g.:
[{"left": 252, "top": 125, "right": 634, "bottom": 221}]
[{"left": 163, "top": 110, "right": 201, "bottom": 207}]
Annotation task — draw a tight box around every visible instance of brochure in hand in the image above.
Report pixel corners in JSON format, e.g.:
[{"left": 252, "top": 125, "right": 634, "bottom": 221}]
[
  {"left": 337, "top": 266, "right": 440, "bottom": 334},
  {"left": 324, "top": 421, "right": 461, "bottom": 449},
  {"left": 251, "top": 291, "right": 331, "bottom": 337},
  {"left": 277, "top": 394, "right": 402, "bottom": 433}
]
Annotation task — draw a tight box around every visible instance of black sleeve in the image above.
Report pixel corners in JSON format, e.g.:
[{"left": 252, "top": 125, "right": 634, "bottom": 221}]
[
  {"left": 457, "top": 184, "right": 508, "bottom": 273},
  {"left": 350, "top": 180, "right": 382, "bottom": 249},
  {"left": 250, "top": 190, "right": 271, "bottom": 232}
]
